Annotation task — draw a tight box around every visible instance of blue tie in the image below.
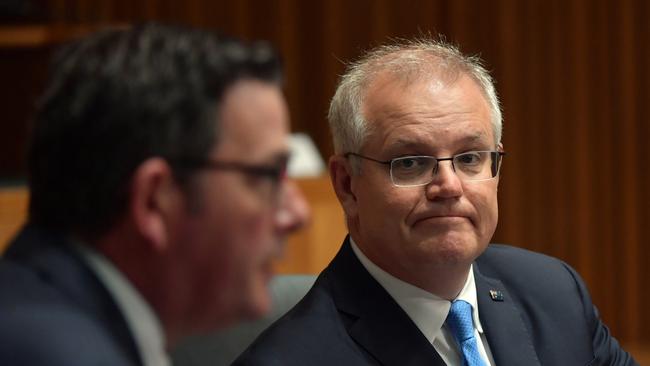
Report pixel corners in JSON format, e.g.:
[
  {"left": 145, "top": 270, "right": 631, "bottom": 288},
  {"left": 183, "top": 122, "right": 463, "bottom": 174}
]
[{"left": 446, "top": 300, "right": 487, "bottom": 366}]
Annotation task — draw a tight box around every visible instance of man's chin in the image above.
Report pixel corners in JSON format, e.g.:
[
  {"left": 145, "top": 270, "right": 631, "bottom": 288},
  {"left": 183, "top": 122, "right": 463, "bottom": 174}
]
[
  {"left": 239, "top": 271, "right": 275, "bottom": 320},
  {"left": 410, "top": 233, "right": 485, "bottom": 264},
  {"left": 240, "top": 288, "right": 273, "bottom": 321},
  {"left": 238, "top": 250, "right": 285, "bottom": 321}
]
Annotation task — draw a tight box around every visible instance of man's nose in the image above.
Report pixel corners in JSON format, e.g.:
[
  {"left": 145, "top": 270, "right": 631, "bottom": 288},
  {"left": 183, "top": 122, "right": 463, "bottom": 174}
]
[
  {"left": 275, "top": 180, "right": 311, "bottom": 234},
  {"left": 426, "top": 160, "right": 463, "bottom": 199}
]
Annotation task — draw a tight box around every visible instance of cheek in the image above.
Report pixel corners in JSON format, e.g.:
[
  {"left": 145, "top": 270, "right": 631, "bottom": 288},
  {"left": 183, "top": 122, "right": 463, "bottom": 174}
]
[
  {"left": 215, "top": 180, "right": 273, "bottom": 242},
  {"left": 235, "top": 217, "right": 273, "bottom": 264},
  {"left": 468, "top": 185, "right": 499, "bottom": 235},
  {"left": 196, "top": 207, "right": 272, "bottom": 300},
  {"left": 375, "top": 184, "right": 418, "bottom": 211},
  {"left": 186, "top": 191, "right": 269, "bottom": 278},
  {"left": 358, "top": 188, "right": 409, "bottom": 227},
  {"left": 227, "top": 199, "right": 279, "bottom": 273}
]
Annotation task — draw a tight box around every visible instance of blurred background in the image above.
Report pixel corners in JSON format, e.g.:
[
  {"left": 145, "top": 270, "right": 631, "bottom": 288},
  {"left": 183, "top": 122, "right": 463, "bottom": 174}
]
[{"left": 0, "top": 0, "right": 648, "bottom": 356}]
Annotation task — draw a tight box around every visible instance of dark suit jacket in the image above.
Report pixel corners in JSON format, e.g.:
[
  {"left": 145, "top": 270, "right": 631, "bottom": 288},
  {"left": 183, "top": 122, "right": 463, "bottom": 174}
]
[
  {"left": 0, "top": 225, "right": 142, "bottom": 365},
  {"left": 235, "top": 238, "right": 637, "bottom": 366}
]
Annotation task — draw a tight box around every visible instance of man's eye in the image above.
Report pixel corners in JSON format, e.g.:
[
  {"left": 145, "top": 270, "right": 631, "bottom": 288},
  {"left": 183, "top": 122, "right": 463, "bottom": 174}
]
[
  {"left": 394, "top": 157, "right": 427, "bottom": 169},
  {"left": 392, "top": 157, "right": 434, "bottom": 174},
  {"left": 456, "top": 152, "right": 482, "bottom": 166},
  {"left": 399, "top": 158, "right": 418, "bottom": 168}
]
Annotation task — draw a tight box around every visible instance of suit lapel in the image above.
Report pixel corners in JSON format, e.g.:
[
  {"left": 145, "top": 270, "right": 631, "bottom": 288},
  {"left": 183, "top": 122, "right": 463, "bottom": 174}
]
[
  {"left": 474, "top": 264, "right": 541, "bottom": 366},
  {"left": 326, "top": 239, "right": 446, "bottom": 366},
  {"left": 347, "top": 309, "right": 446, "bottom": 366}
]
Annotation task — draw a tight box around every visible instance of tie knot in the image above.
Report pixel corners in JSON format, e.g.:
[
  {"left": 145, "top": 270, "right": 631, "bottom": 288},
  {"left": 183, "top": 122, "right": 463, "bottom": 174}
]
[{"left": 446, "top": 300, "right": 474, "bottom": 342}]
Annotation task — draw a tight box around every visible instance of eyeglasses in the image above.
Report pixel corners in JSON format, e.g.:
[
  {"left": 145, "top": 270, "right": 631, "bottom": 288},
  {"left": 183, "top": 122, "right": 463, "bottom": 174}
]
[
  {"left": 171, "top": 156, "right": 288, "bottom": 201},
  {"left": 345, "top": 150, "right": 505, "bottom": 187}
]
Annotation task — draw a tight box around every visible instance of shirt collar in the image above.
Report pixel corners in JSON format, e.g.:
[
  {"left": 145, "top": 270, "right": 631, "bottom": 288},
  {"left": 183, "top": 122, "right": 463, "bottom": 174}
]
[
  {"left": 350, "top": 238, "right": 485, "bottom": 344},
  {"left": 74, "top": 244, "right": 171, "bottom": 366}
]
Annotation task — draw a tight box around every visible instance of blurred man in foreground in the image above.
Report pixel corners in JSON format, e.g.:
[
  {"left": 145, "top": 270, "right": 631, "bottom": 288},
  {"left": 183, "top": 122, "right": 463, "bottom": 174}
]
[
  {"left": 235, "top": 39, "right": 636, "bottom": 365},
  {"left": 0, "top": 23, "right": 309, "bottom": 366}
]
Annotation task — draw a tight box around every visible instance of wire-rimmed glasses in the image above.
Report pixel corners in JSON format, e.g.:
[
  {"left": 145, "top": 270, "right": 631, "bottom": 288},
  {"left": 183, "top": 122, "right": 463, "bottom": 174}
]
[{"left": 345, "top": 150, "right": 505, "bottom": 187}]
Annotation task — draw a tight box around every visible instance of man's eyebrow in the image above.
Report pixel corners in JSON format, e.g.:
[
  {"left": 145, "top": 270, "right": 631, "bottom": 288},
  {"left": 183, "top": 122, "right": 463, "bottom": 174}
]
[
  {"left": 458, "top": 133, "right": 485, "bottom": 144},
  {"left": 389, "top": 133, "right": 486, "bottom": 149},
  {"left": 387, "top": 139, "right": 427, "bottom": 150}
]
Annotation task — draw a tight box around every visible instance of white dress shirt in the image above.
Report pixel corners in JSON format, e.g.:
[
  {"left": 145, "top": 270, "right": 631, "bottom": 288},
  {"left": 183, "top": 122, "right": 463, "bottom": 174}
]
[
  {"left": 75, "top": 244, "right": 171, "bottom": 366},
  {"left": 350, "top": 239, "right": 495, "bottom": 365}
]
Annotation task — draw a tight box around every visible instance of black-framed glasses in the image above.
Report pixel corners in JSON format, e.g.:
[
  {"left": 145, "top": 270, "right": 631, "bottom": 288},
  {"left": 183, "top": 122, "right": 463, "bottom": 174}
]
[
  {"left": 170, "top": 156, "right": 289, "bottom": 200},
  {"left": 345, "top": 150, "right": 505, "bottom": 187},
  {"left": 174, "top": 157, "right": 287, "bottom": 182}
]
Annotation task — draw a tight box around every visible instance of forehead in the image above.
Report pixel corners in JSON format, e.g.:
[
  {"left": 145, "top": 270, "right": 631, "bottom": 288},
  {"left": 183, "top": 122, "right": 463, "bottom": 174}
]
[
  {"left": 362, "top": 72, "right": 494, "bottom": 153},
  {"left": 214, "top": 80, "right": 289, "bottom": 160}
]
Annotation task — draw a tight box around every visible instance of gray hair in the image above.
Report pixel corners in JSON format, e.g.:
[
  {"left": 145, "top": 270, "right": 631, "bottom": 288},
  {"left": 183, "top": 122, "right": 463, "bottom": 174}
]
[{"left": 328, "top": 38, "right": 502, "bottom": 156}]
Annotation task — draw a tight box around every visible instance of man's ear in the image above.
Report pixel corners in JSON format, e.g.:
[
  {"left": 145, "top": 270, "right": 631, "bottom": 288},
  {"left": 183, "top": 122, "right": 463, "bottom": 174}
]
[
  {"left": 329, "top": 155, "right": 358, "bottom": 219},
  {"left": 129, "top": 158, "right": 181, "bottom": 252}
]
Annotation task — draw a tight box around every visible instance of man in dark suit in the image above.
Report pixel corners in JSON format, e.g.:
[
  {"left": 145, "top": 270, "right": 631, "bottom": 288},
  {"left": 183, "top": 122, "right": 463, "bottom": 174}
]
[
  {"left": 234, "top": 39, "right": 637, "bottom": 365},
  {"left": 0, "top": 24, "right": 309, "bottom": 365}
]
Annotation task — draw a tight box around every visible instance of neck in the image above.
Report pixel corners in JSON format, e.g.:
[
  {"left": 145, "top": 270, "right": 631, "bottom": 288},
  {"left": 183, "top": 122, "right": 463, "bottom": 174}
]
[
  {"left": 93, "top": 226, "right": 180, "bottom": 347},
  {"left": 403, "top": 264, "right": 471, "bottom": 300}
]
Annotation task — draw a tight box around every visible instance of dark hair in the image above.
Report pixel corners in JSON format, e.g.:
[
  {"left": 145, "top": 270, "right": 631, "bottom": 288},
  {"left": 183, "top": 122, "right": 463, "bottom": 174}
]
[{"left": 28, "top": 23, "right": 282, "bottom": 238}]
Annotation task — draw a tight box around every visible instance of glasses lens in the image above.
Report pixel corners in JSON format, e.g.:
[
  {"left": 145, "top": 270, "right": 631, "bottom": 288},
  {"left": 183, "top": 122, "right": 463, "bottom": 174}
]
[
  {"left": 390, "top": 156, "right": 437, "bottom": 186},
  {"left": 453, "top": 151, "right": 500, "bottom": 181},
  {"left": 390, "top": 151, "right": 501, "bottom": 186}
]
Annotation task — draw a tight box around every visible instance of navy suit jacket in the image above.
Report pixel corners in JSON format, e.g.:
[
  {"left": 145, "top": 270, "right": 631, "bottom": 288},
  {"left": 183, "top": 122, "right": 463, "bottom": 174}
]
[
  {"left": 235, "top": 238, "right": 637, "bottom": 366},
  {"left": 0, "top": 226, "right": 142, "bottom": 365}
]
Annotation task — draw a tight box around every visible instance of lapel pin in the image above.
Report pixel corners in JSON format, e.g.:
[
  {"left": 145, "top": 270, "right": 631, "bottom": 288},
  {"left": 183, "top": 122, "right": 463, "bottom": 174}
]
[{"left": 489, "top": 289, "right": 504, "bottom": 301}]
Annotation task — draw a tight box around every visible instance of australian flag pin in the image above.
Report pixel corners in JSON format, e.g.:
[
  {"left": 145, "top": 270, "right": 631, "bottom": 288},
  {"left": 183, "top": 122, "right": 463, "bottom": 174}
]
[{"left": 489, "top": 289, "right": 504, "bottom": 301}]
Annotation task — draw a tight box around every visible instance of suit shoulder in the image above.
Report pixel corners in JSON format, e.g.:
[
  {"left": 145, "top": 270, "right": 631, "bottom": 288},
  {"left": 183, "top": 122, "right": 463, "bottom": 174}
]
[
  {"left": 476, "top": 243, "right": 597, "bottom": 324},
  {"left": 0, "top": 303, "right": 136, "bottom": 365},
  {"left": 479, "top": 243, "right": 571, "bottom": 273},
  {"left": 477, "top": 244, "right": 588, "bottom": 300},
  {"left": 246, "top": 281, "right": 342, "bottom": 345},
  {"left": 0, "top": 260, "right": 136, "bottom": 365},
  {"left": 235, "top": 277, "right": 368, "bottom": 365}
]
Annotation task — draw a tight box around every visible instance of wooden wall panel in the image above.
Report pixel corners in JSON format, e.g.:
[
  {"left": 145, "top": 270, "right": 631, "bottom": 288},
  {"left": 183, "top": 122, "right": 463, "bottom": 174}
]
[{"left": 1, "top": 0, "right": 648, "bottom": 345}]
